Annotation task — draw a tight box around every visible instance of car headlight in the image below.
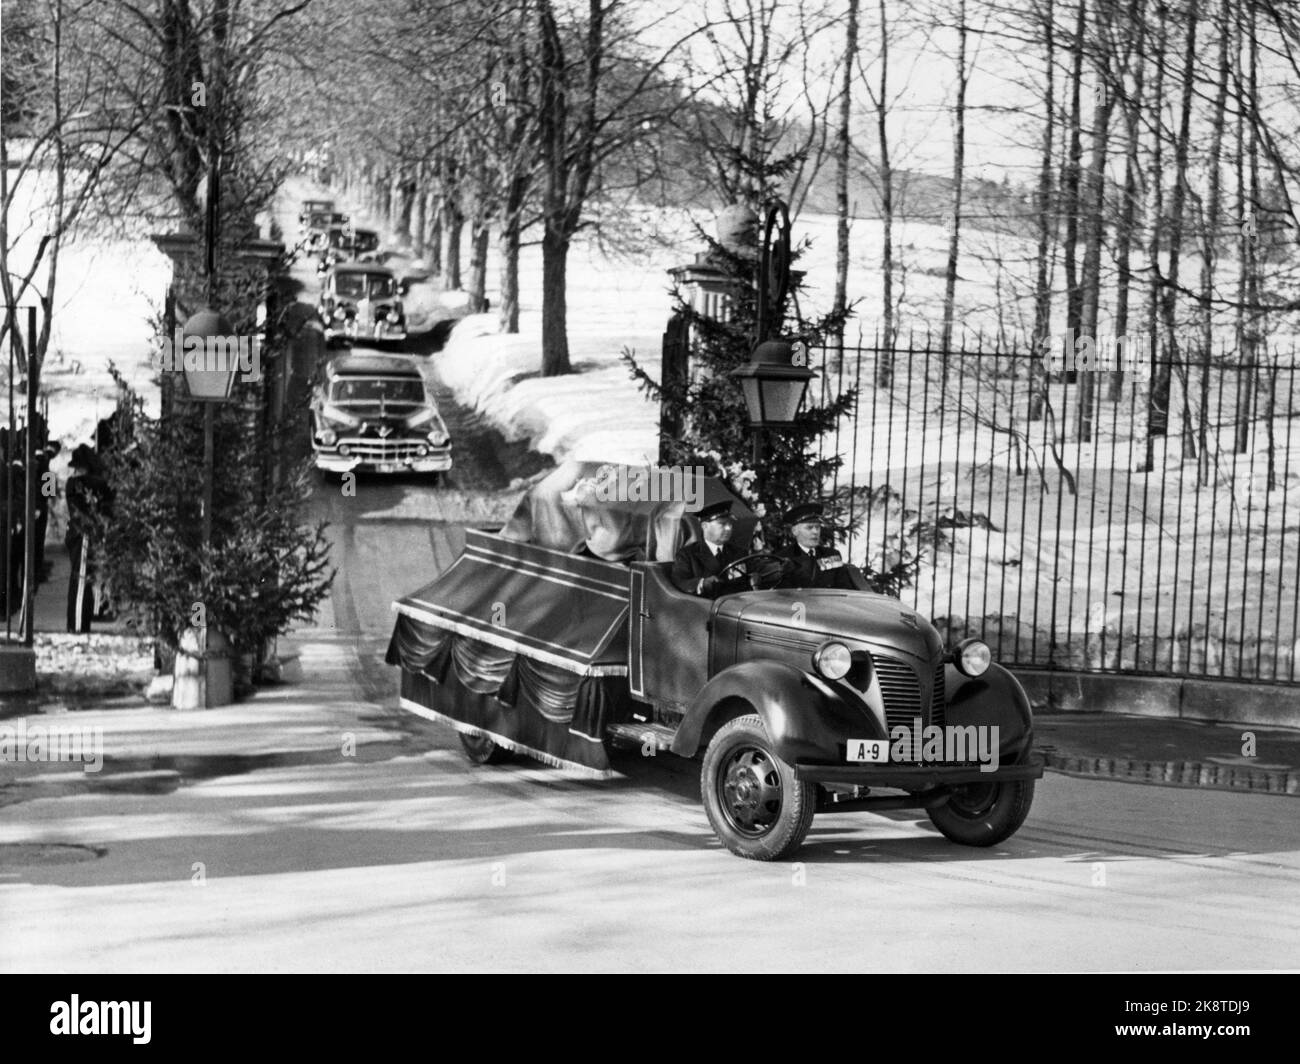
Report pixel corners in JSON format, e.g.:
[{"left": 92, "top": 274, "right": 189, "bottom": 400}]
[
  {"left": 332, "top": 306, "right": 347, "bottom": 320},
  {"left": 812, "top": 641, "right": 853, "bottom": 681},
  {"left": 954, "top": 638, "right": 991, "bottom": 677},
  {"left": 386, "top": 311, "right": 401, "bottom": 324},
  {"left": 426, "top": 429, "right": 449, "bottom": 446},
  {"left": 317, "top": 428, "right": 338, "bottom": 446}
]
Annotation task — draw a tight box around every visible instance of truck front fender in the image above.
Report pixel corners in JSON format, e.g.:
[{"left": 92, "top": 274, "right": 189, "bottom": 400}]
[
  {"left": 670, "top": 660, "right": 879, "bottom": 763},
  {"left": 944, "top": 662, "right": 1034, "bottom": 765}
]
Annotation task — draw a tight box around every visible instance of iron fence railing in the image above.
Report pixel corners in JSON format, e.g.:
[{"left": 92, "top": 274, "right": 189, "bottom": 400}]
[{"left": 815, "top": 332, "right": 1300, "bottom": 684}]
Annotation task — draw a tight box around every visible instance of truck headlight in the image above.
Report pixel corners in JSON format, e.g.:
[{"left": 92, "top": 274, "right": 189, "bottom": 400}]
[
  {"left": 954, "top": 638, "right": 991, "bottom": 677},
  {"left": 812, "top": 641, "right": 853, "bottom": 681}
]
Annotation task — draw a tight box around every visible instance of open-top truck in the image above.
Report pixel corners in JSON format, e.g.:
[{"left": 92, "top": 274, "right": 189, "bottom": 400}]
[{"left": 387, "top": 462, "right": 1043, "bottom": 860}]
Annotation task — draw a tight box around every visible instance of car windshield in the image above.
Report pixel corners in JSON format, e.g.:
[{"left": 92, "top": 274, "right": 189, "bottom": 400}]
[
  {"left": 367, "top": 275, "right": 396, "bottom": 298},
  {"left": 334, "top": 273, "right": 394, "bottom": 300},
  {"left": 335, "top": 274, "right": 366, "bottom": 299},
  {"left": 330, "top": 377, "right": 424, "bottom": 404}
]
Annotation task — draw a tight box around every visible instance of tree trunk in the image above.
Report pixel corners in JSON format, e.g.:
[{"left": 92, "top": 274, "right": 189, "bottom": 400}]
[
  {"left": 425, "top": 187, "right": 442, "bottom": 273},
  {"left": 1152, "top": 4, "right": 1199, "bottom": 465},
  {"left": 940, "top": 0, "right": 969, "bottom": 392},
  {"left": 1196, "top": 0, "right": 1232, "bottom": 482},
  {"left": 443, "top": 203, "right": 463, "bottom": 290},
  {"left": 1139, "top": 0, "right": 1169, "bottom": 471},
  {"left": 1029, "top": 0, "right": 1056, "bottom": 423},
  {"left": 1234, "top": 1, "right": 1260, "bottom": 455},
  {"left": 1076, "top": 2, "right": 1115, "bottom": 443},
  {"left": 541, "top": 224, "right": 571, "bottom": 375},
  {"left": 412, "top": 163, "right": 427, "bottom": 256},
  {"left": 498, "top": 175, "right": 525, "bottom": 333},
  {"left": 394, "top": 169, "right": 414, "bottom": 243},
  {"left": 876, "top": 0, "right": 894, "bottom": 387},
  {"left": 832, "top": 0, "right": 860, "bottom": 354},
  {"left": 1109, "top": 0, "right": 1145, "bottom": 403},
  {"left": 466, "top": 212, "right": 490, "bottom": 313},
  {"left": 1059, "top": 0, "right": 1087, "bottom": 403}
]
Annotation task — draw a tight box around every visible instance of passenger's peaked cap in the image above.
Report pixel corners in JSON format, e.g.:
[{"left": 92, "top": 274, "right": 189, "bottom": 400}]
[
  {"left": 696, "top": 500, "right": 735, "bottom": 523},
  {"left": 783, "top": 501, "right": 825, "bottom": 526}
]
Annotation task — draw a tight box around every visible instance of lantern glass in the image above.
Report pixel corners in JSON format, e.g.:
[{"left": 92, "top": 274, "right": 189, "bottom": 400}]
[
  {"left": 740, "top": 378, "right": 763, "bottom": 425},
  {"left": 180, "top": 310, "right": 239, "bottom": 402},
  {"left": 762, "top": 377, "right": 806, "bottom": 425}
]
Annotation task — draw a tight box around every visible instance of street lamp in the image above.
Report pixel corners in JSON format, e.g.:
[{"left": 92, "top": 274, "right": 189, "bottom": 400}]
[
  {"left": 731, "top": 339, "right": 815, "bottom": 467},
  {"left": 178, "top": 308, "right": 236, "bottom": 551}
]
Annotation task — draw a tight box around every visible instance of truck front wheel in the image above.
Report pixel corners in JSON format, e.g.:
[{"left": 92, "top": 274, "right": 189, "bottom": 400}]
[
  {"left": 701, "top": 715, "right": 816, "bottom": 861},
  {"left": 926, "top": 779, "right": 1034, "bottom": 846}
]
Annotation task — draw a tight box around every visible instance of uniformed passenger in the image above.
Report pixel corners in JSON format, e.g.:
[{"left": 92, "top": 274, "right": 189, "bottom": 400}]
[
  {"left": 671, "top": 500, "right": 752, "bottom": 597},
  {"left": 775, "top": 501, "right": 870, "bottom": 591}
]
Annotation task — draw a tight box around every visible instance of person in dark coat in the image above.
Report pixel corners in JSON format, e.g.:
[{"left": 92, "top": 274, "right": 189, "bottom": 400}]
[
  {"left": 774, "top": 502, "right": 871, "bottom": 591},
  {"left": 65, "top": 444, "right": 111, "bottom": 633},
  {"left": 0, "top": 432, "right": 24, "bottom": 620},
  {"left": 671, "top": 500, "right": 753, "bottom": 597},
  {"left": 19, "top": 413, "right": 58, "bottom": 584}
]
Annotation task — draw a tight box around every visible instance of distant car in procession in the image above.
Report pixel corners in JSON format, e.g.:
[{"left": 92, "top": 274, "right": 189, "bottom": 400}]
[
  {"left": 301, "top": 209, "right": 351, "bottom": 252},
  {"left": 387, "top": 462, "right": 1044, "bottom": 861},
  {"left": 310, "top": 351, "right": 452, "bottom": 477},
  {"left": 317, "top": 261, "right": 407, "bottom": 345},
  {"left": 315, "top": 225, "right": 380, "bottom": 274}
]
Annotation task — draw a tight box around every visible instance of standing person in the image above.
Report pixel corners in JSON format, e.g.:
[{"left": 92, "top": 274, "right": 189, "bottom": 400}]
[
  {"left": 0, "top": 432, "right": 23, "bottom": 620},
  {"left": 19, "top": 414, "right": 58, "bottom": 584},
  {"left": 671, "top": 500, "right": 753, "bottom": 597},
  {"left": 65, "top": 444, "right": 110, "bottom": 633},
  {"left": 774, "top": 502, "right": 871, "bottom": 591}
]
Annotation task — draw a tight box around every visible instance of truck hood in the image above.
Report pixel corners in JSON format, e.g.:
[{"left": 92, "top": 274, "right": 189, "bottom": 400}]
[{"left": 716, "top": 589, "right": 945, "bottom": 662}]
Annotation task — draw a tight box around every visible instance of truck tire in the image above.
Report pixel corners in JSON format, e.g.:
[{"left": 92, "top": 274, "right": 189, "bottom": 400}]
[
  {"left": 926, "top": 779, "right": 1034, "bottom": 846},
  {"left": 701, "top": 714, "right": 816, "bottom": 861},
  {"left": 459, "top": 731, "right": 512, "bottom": 765}
]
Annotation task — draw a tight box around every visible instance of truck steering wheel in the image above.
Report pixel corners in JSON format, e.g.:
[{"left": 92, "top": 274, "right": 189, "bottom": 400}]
[{"left": 714, "top": 552, "right": 794, "bottom": 591}]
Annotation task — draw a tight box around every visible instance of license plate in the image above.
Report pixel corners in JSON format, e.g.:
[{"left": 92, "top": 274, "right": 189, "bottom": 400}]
[{"left": 846, "top": 739, "right": 890, "bottom": 763}]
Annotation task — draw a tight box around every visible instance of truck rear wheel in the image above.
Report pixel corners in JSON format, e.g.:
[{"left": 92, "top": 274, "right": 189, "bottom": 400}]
[
  {"left": 926, "top": 779, "right": 1034, "bottom": 846},
  {"left": 459, "top": 731, "right": 512, "bottom": 765},
  {"left": 701, "top": 715, "right": 816, "bottom": 861}
]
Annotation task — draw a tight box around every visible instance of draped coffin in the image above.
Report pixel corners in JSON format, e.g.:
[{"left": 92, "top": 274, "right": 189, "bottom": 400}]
[{"left": 386, "top": 529, "right": 633, "bottom": 777}]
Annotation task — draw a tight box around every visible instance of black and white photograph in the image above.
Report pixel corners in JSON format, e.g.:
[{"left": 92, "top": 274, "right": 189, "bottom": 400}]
[{"left": 0, "top": 0, "right": 1296, "bottom": 996}]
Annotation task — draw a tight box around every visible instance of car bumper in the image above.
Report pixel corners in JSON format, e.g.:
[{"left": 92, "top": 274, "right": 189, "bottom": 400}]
[
  {"left": 794, "top": 755, "right": 1045, "bottom": 789},
  {"left": 314, "top": 450, "right": 452, "bottom": 474},
  {"left": 323, "top": 321, "right": 407, "bottom": 343}
]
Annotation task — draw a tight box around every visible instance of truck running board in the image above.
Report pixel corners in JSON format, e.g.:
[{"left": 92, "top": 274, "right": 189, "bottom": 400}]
[{"left": 606, "top": 722, "right": 677, "bottom": 752}]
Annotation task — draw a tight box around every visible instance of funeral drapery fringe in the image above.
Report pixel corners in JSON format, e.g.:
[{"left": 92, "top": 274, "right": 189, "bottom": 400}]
[{"left": 386, "top": 613, "right": 629, "bottom": 776}]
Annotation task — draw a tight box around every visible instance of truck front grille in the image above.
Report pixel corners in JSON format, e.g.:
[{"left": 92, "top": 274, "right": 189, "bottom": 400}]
[{"left": 874, "top": 656, "right": 946, "bottom": 754}]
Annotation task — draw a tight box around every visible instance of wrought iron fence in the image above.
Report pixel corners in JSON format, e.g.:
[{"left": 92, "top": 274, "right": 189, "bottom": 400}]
[{"left": 815, "top": 331, "right": 1300, "bottom": 685}]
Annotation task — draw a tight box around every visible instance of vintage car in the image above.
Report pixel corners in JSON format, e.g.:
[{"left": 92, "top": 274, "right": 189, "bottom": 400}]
[
  {"left": 387, "top": 462, "right": 1043, "bottom": 861},
  {"left": 302, "top": 209, "right": 351, "bottom": 251},
  {"left": 318, "top": 261, "right": 407, "bottom": 345},
  {"left": 315, "top": 226, "right": 381, "bottom": 274},
  {"left": 310, "top": 351, "right": 451, "bottom": 476},
  {"left": 298, "top": 198, "right": 335, "bottom": 226}
]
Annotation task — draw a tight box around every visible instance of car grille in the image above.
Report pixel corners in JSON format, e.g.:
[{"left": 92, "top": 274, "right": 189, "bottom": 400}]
[
  {"left": 337, "top": 438, "right": 428, "bottom": 461},
  {"left": 874, "top": 655, "right": 945, "bottom": 744}
]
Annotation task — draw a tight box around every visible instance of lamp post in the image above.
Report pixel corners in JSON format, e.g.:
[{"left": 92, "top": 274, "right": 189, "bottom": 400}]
[{"left": 178, "top": 308, "right": 238, "bottom": 547}]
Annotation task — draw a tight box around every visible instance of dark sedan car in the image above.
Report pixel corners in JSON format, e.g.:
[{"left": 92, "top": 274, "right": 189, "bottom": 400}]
[{"left": 310, "top": 351, "right": 451, "bottom": 476}]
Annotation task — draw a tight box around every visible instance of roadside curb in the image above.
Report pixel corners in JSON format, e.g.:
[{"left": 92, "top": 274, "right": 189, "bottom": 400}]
[{"left": 1038, "top": 746, "right": 1300, "bottom": 795}]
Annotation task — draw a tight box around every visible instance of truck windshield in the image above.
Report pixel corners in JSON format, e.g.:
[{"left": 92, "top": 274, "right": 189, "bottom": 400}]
[{"left": 330, "top": 377, "right": 424, "bottom": 404}]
